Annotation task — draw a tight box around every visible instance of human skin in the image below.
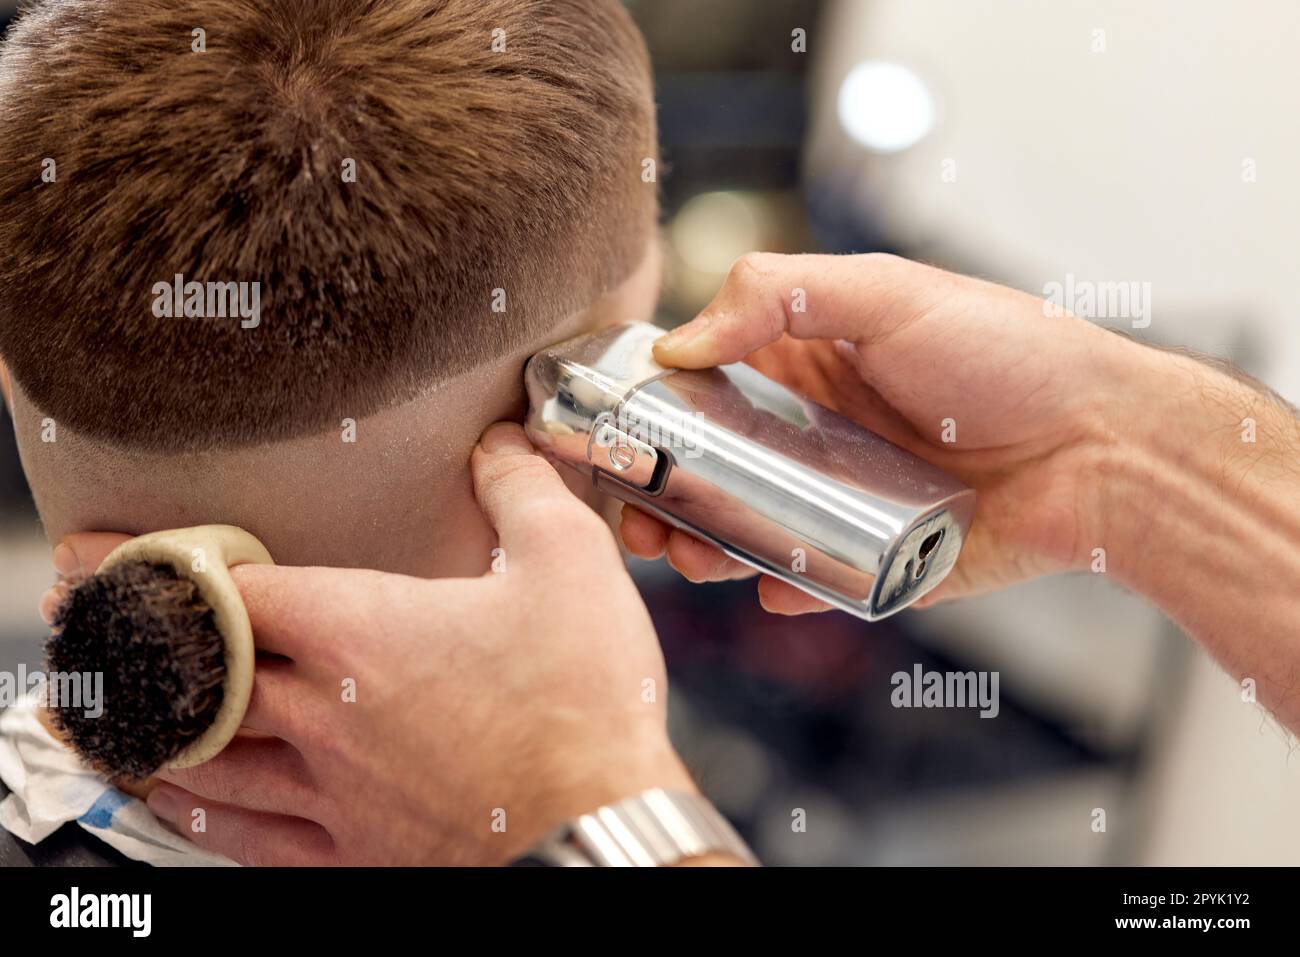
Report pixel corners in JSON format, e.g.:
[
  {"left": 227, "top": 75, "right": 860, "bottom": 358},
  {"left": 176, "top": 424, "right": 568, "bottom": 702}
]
[
  {"left": 38, "top": 252, "right": 1300, "bottom": 863},
  {"left": 43, "top": 425, "right": 733, "bottom": 866},
  {"left": 625, "top": 252, "right": 1300, "bottom": 732}
]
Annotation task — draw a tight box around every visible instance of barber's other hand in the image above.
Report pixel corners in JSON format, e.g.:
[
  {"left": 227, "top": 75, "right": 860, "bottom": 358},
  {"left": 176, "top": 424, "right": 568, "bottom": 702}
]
[
  {"left": 621, "top": 252, "right": 1146, "bottom": 613},
  {"left": 48, "top": 424, "right": 695, "bottom": 865}
]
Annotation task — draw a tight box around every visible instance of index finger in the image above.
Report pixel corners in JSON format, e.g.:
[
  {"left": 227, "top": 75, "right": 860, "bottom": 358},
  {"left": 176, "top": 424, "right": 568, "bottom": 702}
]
[
  {"left": 51, "top": 531, "right": 424, "bottom": 668},
  {"left": 229, "top": 562, "right": 423, "bottom": 663}
]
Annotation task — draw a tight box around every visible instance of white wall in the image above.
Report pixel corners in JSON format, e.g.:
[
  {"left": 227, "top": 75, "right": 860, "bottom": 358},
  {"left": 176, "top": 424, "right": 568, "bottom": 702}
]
[{"left": 808, "top": 0, "right": 1300, "bottom": 864}]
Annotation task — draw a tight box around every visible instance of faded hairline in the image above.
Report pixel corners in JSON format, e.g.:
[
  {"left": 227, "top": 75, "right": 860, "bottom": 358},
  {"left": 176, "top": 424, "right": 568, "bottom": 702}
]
[{"left": 0, "top": 0, "right": 659, "bottom": 453}]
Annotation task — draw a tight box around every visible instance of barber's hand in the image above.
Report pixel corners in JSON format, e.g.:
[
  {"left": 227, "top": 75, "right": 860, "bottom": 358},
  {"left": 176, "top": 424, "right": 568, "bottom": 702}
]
[
  {"left": 621, "top": 252, "right": 1147, "bottom": 613},
  {"left": 45, "top": 424, "right": 696, "bottom": 865}
]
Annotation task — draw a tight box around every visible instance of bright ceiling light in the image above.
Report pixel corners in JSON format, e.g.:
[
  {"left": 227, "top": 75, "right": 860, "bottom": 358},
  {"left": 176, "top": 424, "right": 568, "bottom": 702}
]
[{"left": 837, "top": 60, "right": 935, "bottom": 154}]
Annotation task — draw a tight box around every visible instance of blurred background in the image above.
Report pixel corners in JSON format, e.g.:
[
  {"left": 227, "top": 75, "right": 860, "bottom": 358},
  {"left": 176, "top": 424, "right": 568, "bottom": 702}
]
[{"left": 3, "top": 0, "right": 1299, "bottom": 865}]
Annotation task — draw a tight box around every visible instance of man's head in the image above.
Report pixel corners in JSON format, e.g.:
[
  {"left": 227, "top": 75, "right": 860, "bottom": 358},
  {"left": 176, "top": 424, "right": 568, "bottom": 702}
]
[{"left": 0, "top": 0, "right": 659, "bottom": 574}]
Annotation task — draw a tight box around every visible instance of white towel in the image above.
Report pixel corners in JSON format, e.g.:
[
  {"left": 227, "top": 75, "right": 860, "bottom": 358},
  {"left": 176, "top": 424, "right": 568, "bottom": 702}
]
[{"left": 0, "top": 693, "right": 235, "bottom": 866}]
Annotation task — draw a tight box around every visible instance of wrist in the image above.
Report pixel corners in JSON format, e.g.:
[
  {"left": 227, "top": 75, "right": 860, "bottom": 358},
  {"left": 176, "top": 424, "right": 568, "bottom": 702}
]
[
  {"left": 1093, "top": 344, "right": 1300, "bottom": 688},
  {"left": 498, "top": 732, "right": 699, "bottom": 863},
  {"left": 512, "top": 783, "right": 756, "bottom": 868}
]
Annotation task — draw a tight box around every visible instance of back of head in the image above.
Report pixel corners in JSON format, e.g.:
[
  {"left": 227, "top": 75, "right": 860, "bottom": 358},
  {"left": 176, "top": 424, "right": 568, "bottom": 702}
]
[{"left": 0, "top": 0, "right": 657, "bottom": 453}]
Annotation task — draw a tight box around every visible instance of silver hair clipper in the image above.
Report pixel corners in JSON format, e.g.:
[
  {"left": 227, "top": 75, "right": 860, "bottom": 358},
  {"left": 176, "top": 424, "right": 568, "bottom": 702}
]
[{"left": 524, "top": 322, "right": 975, "bottom": 621}]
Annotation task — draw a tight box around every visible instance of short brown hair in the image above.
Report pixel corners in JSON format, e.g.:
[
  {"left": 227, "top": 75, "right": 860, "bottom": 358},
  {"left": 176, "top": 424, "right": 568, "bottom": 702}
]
[{"left": 0, "top": 0, "right": 656, "bottom": 451}]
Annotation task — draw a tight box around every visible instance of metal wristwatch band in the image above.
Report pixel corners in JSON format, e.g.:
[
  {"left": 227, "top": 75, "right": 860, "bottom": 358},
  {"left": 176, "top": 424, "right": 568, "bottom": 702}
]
[{"left": 512, "top": 788, "right": 759, "bottom": 867}]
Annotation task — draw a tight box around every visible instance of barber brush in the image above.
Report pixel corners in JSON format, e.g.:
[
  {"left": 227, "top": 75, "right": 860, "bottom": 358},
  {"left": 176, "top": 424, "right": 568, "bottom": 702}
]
[
  {"left": 525, "top": 323, "right": 976, "bottom": 621},
  {"left": 42, "top": 525, "right": 273, "bottom": 783}
]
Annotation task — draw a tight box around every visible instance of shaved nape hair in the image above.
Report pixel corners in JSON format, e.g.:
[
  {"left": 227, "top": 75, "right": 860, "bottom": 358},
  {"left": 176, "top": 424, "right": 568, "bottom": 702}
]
[{"left": 0, "top": 0, "right": 657, "bottom": 451}]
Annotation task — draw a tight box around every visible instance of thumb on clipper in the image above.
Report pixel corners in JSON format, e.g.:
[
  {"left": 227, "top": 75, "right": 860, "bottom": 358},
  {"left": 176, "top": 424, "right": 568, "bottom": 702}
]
[
  {"left": 652, "top": 315, "right": 724, "bottom": 369},
  {"left": 653, "top": 251, "right": 940, "bottom": 371},
  {"left": 652, "top": 252, "right": 798, "bottom": 369}
]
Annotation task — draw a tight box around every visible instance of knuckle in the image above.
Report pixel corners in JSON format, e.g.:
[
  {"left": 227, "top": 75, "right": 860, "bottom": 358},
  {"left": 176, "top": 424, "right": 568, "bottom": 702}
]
[
  {"left": 860, "top": 250, "right": 920, "bottom": 285},
  {"left": 725, "top": 252, "right": 789, "bottom": 338},
  {"left": 729, "top": 251, "right": 778, "bottom": 285},
  {"left": 861, "top": 250, "right": 904, "bottom": 269}
]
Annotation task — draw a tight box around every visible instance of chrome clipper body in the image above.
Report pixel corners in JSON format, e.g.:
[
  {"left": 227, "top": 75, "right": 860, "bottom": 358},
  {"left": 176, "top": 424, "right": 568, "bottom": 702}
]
[{"left": 524, "top": 323, "right": 975, "bottom": 621}]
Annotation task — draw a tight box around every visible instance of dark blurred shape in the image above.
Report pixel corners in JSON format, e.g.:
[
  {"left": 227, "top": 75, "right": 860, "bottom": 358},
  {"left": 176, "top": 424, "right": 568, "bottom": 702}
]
[
  {"left": 636, "top": 570, "right": 1114, "bottom": 863},
  {"left": 628, "top": 0, "right": 822, "bottom": 212},
  {"left": 0, "top": 405, "right": 35, "bottom": 524}
]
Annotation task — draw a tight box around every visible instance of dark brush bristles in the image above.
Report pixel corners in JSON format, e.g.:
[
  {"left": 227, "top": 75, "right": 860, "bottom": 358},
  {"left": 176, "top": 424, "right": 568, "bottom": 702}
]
[{"left": 45, "top": 560, "right": 226, "bottom": 780}]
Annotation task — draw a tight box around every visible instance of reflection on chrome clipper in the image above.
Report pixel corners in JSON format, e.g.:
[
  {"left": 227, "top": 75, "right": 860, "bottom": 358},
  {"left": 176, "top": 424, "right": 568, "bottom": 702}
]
[{"left": 524, "top": 322, "right": 976, "bottom": 621}]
